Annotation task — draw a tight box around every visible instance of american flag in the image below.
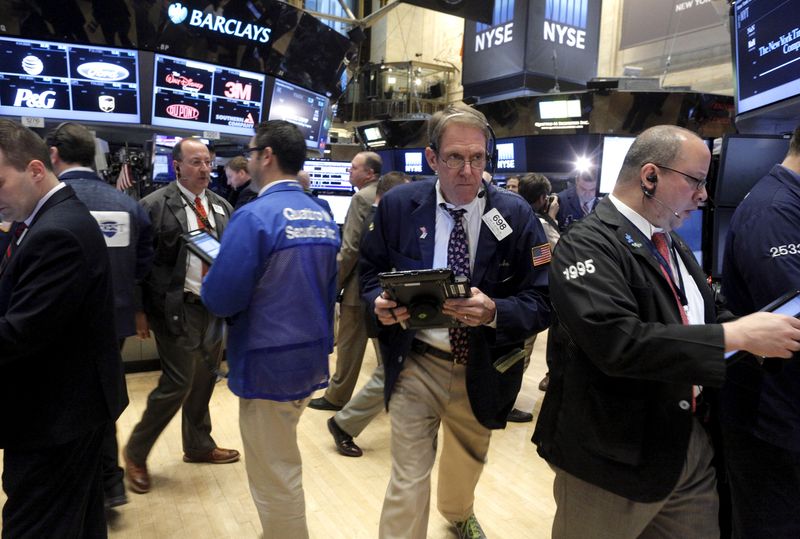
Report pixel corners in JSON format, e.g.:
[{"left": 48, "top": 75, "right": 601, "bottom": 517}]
[
  {"left": 116, "top": 163, "right": 133, "bottom": 191},
  {"left": 531, "top": 243, "right": 552, "bottom": 267}
]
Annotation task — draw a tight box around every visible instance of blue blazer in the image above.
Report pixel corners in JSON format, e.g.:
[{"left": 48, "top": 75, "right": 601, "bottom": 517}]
[
  {"left": 360, "top": 179, "right": 551, "bottom": 429},
  {"left": 556, "top": 185, "right": 597, "bottom": 231},
  {"left": 61, "top": 170, "right": 154, "bottom": 338}
]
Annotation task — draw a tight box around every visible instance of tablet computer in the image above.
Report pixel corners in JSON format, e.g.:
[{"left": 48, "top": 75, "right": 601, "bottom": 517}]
[
  {"left": 379, "top": 268, "right": 471, "bottom": 329},
  {"left": 725, "top": 289, "right": 800, "bottom": 360},
  {"left": 181, "top": 230, "right": 220, "bottom": 265}
]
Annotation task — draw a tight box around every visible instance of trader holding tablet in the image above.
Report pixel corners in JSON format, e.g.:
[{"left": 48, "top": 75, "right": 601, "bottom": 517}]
[
  {"left": 533, "top": 125, "right": 800, "bottom": 539},
  {"left": 721, "top": 124, "right": 800, "bottom": 537},
  {"left": 361, "top": 103, "right": 551, "bottom": 539}
]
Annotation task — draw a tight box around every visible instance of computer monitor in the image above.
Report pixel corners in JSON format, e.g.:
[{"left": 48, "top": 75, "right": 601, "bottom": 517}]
[
  {"left": 151, "top": 53, "right": 265, "bottom": 137},
  {"left": 715, "top": 135, "right": 791, "bottom": 207},
  {"left": 0, "top": 36, "right": 140, "bottom": 123},
  {"left": 268, "top": 78, "right": 331, "bottom": 152},
  {"left": 599, "top": 136, "right": 635, "bottom": 194}
]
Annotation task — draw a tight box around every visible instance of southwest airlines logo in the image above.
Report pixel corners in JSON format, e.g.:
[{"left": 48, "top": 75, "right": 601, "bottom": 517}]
[
  {"left": 167, "top": 2, "right": 271, "bottom": 44},
  {"left": 543, "top": 0, "right": 588, "bottom": 49},
  {"left": 474, "top": 0, "right": 514, "bottom": 52}
]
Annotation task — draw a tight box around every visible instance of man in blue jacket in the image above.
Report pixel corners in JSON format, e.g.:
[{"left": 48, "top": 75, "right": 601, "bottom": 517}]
[
  {"left": 360, "top": 103, "right": 551, "bottom": 539},
  {"left": 47, "top": 121, "right": 153, "bottom": 509},
  {"left": 722, "top": 124, "right": 800, "bottom": 538},
  {"left": 202, "top": 120, "right": 339, "bottom": 538}
]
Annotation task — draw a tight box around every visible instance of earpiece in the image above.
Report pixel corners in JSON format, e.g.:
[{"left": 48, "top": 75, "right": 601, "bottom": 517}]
[
  {"left": 647, "top": 173, "right": 658, "bottom": 182},
  {"left": 642, "top": 173, "right": 657, "bottom": 197}
]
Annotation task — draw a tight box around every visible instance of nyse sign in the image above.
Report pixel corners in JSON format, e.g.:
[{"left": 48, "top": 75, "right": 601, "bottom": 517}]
[
  {"left": 543, "top": 21, "right": 585, "bottom": 49},
  {"left": 475, "top": 23, "right": 514, "bottom": 52}
]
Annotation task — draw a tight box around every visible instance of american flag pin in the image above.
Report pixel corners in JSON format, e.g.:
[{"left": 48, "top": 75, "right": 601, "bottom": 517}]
[{"left": 419, "top": 227, "right": 427, "bottom": 239}]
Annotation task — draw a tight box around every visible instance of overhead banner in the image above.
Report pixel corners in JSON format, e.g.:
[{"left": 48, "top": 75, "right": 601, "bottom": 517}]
[
  {"left": 463, "top": 0, "right": 601, "bottom": 99},
  {"left": 620, "top": 0, "right": 723, "bottom": 50},
  {"left": 462, "top": 0, "right": 528, "bottom": 88},
  {"left": 526, "top": 0, "right": 601, "bottom": 86}
]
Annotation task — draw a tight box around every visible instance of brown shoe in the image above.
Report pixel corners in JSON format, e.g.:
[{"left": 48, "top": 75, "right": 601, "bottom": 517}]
[
  {"left": 183, "top": 447, "right": 240, "bottom": 464},
  {"left": 123, "top": 448, "right": 150, "bottom": 494}
]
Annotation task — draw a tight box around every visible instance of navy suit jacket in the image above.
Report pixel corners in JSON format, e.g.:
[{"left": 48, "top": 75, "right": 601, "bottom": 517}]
[
  {"left": 556, "top": 185, "right": 597, "bottom": 231},
  {"left": 0, "top": 185, "right": 126, "bottom": 449},
  {"left": 61, "top": 170, "right": 154, "bottom": 338},
  {"left": 360, "top": 179, "right": 551, "bottom": 429}
]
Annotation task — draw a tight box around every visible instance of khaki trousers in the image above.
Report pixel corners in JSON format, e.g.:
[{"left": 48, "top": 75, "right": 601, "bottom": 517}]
[
  {"left": 239, "top": 397, "right": 310, "bottom": 539},
  {"left": 379, "top": 350, "right": 491, "bottom": 539},
  {"left": 551, "top": 419, "right": 719, "bottom": 539}
]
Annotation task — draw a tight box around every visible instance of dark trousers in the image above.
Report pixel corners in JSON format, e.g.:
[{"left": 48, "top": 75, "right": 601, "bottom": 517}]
[
  {"left": 721, "top": 423, "right": 800, "bottom": 539},
  {"left": 2, "top": 424, "right": 107, "bottom": 538},
  {"left": 126, "top": 302, "right": 223, "bottom": 463},
  {"left": 99, "top": 339, "right": 128, "bottom": 497}
]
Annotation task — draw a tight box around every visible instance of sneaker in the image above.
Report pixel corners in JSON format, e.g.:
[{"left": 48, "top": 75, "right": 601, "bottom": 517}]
[{"left": 454, "top": 514, "right": 487, "bottom": 539}]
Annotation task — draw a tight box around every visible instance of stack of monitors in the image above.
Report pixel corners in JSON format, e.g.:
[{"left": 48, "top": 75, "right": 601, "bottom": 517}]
[
  {"left": 268, "top": 79, "right": 331, "bottom": 151},
  {"left": 303, "top": 160, "right": 352, "bottom": 224},
  {"left": 0, "top": 36, "right": 139, "bottom": 123},
  {"left": 151, "top": 53, "right": 265, "bottom": 137}
]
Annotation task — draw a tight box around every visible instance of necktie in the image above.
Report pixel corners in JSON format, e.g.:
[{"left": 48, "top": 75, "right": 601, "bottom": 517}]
[
  {"left": 4, "top": 222, "right": 27, "bottom": 261},
  {"left": 652, "top": 232, "right": 697, "bottom": 411},
  {"left": 194, "top": 196, "right": 208, "bottom": 230},
  {"left": 581, "top": 200, "right": 591, "bottom": 216},
  {"left": 445, "top": 207, "right": 470, "bottom": 365},
  {"left": 193, "top": 197, "right": 209, "bottom": 276}
]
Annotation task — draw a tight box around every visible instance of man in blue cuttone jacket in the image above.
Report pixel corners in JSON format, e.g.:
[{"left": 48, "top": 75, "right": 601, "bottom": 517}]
[
  {"left": 360, "top": 103, "right": 551, "bottom": 539},
  {"left": 202, "top": 120, "right": 339, "bottom": 539}
]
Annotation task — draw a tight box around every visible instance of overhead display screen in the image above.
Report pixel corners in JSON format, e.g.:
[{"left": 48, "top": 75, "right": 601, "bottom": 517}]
[
  {"left": 268, "top": 79, "right": 330, "bottom": 151},
  {"left": 734, "top": 0, "right": 800, "bottom": 115},
  {"left": 0, "top": 36, "right": 139, "bottom": 123},
  {"left": 151, "top": 54, "right": 264, "bottom": 136}
]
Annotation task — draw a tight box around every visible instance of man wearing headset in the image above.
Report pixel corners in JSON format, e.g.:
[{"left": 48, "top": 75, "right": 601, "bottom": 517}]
[
  {"left": 124, "top": 138, "right": 239, "bottom": 495},
  {"left": 533, "top": 125, "right": 800, "bottom": 538},
  {"left": 360, "top": 103, "right": 551, "bottom": 539}
]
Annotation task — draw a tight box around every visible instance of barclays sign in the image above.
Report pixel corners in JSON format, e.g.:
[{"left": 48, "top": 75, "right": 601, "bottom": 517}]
[{"left": 167, "top": 3, "right": 272, "bottom": 44}]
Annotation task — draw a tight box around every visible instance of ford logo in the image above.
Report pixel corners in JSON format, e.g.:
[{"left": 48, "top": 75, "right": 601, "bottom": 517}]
[{"left": 76, "top": 62, "right": 130, "bottom": 82}]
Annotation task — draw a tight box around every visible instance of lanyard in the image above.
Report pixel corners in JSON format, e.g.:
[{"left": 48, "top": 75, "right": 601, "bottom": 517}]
[
  {"left": 180, "top": 193, "right": 214, "bottom": 232},
  {"left": 644, "top": 235, "right": 689, "bottom": 308}
]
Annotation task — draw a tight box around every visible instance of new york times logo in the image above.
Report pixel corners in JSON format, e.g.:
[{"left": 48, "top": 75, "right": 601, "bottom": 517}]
[{"left": 543, "top": 0, "right": 588, "bottom": 49}]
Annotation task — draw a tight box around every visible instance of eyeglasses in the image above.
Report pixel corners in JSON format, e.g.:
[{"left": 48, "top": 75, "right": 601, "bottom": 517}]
[
  {"left": 652, "top": 163, "right": 708, "bottom": 191},
  {"left": 181, "top": 158, "right": 212, "bottom": 168},
  {"left": 439, "top": 154, "right": 487, "bottom": 170},
  {"left": 242, "top": 146, "right": 267, "bottom": 160}
]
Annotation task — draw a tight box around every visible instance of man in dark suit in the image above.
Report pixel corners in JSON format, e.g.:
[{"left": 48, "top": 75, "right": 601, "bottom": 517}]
[
  {"left": 224, "top": 155, "right": 258, "bottom": 210},
  {"left": 0, "top": 119, "right": 127, "bottom": 536},
  {"left": 533, "top": 125, "right": 800, "bottom": 538},
  {"left": 47, "top": 121, "right": 154, "bottom": 508},
  {"left": 124, "top": 138, "right": 239, "bottom": 495},
  {"left": 360, "top": 104, "right": 551, "bottom": 539},
  {"left": 555, "top": 170, "right": 597, "bottom": 231},
  {"left": 309, "top": 151, "right": 383, "bottom": 411}
]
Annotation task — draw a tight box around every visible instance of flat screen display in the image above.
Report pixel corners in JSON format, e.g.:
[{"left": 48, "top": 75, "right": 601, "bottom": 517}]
[
  {"left": 151, "top": 54, "right": 264, "bottom": 136},
  {"left": 303, "top": 160, "right": 353, "bottom": 193},
  {"left": 151, "top": 134, "right": 182, "bottom": 183},
  {"left": 715, "top": 135, "right": 790, "bottom": 207},
  {"left": 0, "top": 36, "right": 139, "bottom": 123},
  {"left": 678, "top": 209, "right": 703, "bottom": 267},
  {"left": 734, "top": 0, "right": 800, "bottom": 115},
  {"left": 268, "top": 79, "right": 330, "bottom": 151},
  {"left": 599, "top": 136, "right": 635, "bottom": 194},
  {"left": 494, "top": 137, "right": 527, "bottom": 173},
  {"left": 395, "top": 149, "right": 434, "bottom": 175},
  {"left": 317, "top": 194, "right": 352, "bottom": 225}
]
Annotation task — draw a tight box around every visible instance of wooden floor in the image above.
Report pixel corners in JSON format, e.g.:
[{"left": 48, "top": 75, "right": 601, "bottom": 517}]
[{"left": 2, "top": 337, "right": 557, "bottom": 538}]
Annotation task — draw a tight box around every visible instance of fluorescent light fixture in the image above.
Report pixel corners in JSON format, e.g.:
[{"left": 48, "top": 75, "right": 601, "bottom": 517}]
[{"left": 538, "top": 99, "right": 582, "bottom": 120}]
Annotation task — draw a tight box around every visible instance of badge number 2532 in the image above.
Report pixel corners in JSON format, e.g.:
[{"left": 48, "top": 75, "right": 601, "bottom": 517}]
[{"left": 563, "top": 259, "right": 595, "bottom": 280}]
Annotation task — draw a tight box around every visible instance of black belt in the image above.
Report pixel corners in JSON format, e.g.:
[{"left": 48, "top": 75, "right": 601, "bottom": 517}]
[
  {"left": 184, "top": 292, "right": 203, "bottom": 304},
  {"left": 411, "top": 339, "right": 453, "bottom": 362}
]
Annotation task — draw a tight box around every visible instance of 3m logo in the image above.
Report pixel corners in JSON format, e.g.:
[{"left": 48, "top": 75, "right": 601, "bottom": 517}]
[
  {"left": 474, "top": 0, "right": 515, "bottom": 51},
  {"left": 543, "top": 0, "right": 588, "bottom": 49},
  {"left": 224, "top": 81, "right": 252, "bottom": 101}
]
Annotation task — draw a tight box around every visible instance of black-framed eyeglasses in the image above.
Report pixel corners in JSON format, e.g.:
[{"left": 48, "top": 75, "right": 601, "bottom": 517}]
[
  {"left": 652, "top": 163, "right": 708, "bottom": 191},
  {"left": 439, "top": 154, "right": 487, "bottom": 170},
  {"left": 242, "top": 146, "right": 266, "bottom": 160}
]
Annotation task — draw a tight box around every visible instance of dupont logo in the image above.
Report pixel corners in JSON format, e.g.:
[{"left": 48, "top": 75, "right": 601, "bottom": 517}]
[
  {"left": 543, "top": 0, "right": 588, "bottom": 49},
  {"left": 474, "top": 0, "right": 514, "bottom": 52},
  {"left": 166, "top": 104, "right": 199, "bottom": 119},
  {"left": 496, "top": 143, "right": 515, "bottom": 169}
]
